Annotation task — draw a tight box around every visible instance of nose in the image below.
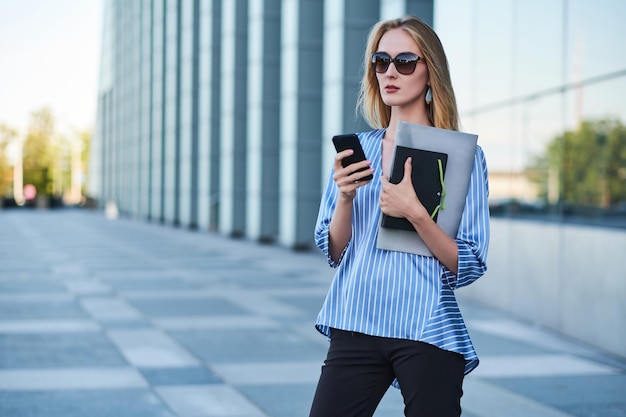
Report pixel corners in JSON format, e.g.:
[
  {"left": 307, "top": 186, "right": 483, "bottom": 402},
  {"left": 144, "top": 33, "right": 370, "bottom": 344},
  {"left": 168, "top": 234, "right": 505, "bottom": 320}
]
[{"left": 384, "top": 62, "right": 398, "bottom": 77}]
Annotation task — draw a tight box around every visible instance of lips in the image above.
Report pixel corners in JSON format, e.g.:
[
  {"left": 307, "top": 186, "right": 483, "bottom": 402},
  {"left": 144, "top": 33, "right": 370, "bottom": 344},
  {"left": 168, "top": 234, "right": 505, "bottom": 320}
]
[{"left": 384, "top": 84, "right": 399, "bottom": 93}]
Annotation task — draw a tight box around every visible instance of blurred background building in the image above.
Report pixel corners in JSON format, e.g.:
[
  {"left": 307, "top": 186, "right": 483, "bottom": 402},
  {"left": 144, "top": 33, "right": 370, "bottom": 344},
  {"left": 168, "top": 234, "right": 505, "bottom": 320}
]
[{"left": 90, "top": 0, "right": 625, "bottom": 361}]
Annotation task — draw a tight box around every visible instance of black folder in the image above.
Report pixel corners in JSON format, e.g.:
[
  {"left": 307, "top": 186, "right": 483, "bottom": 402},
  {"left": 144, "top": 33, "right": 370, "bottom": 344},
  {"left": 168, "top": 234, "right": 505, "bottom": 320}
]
[{"left": 381, "top": 146, "right": 448, "bottom": 231}]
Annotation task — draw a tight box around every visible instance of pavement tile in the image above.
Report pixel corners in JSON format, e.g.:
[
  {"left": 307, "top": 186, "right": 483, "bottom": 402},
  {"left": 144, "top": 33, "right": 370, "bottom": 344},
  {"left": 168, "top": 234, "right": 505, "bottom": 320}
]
[
  {"left": 236, "top": 382, "right": 410, "bottom": 417},
  {"left": 235, "top": 383, "right": 318, "bottom": 417},
  {"left": 64, "top": 280, "right": 112, "bottom": 295},
  {"left": 488, "top": 374, "right": 626, "bottom": 417},
  {"left": 154, "top": 315, "right": 281, "bottom": 331},
  {"left": 0, "top": 263, "right": 50, "bottom": 274},
  {"left": 156, "top": 384, "right": 269, "bottom": 417},
  {"left": 127, "top": 296, "right": 250, "bottom": 317},
  {"left": 374, "top": 388, "right": 406, "bottom": 417},
  {"left": 468, "top": 318, "right": 603, "bottom": 356},
  {"left": 107, "top": 329, "right": 200, "bottom": 367},
  {"left": 102, "top": 277, "right": 198, "bottom": 291},
  {"left": 0, "top": 319, "right": 100, "bottom": 333},
  {"left": 218, "top": 291, "right": 305, "bottom": 317},
  {"left": 273, "top": 293, "right": 334, "bottom": 317},
  {"left": 0, "top": 298, "right": 87, "bottom": 320},
  {"left": 140, "top": 367, "right": 223, "bottom": 386},
  {"left": 0, "top": 333, "right": 128, "bottom": 368},
  {"left": 468, "top": 328, "right": 555, "bottom": 356},
  {"left": 227, "top": 272, "right": 315, "bottom": 290},
  {"left": 472, "top": 354, "right": 619, "bottom": 378},
  {"left": 94, "top": 269, "right": 185, "bottom": 280},
  {"left": 0, "top": 294, "right": 74, "bottom": 303},
  {"left": 0, "top": 368, "right": 147, "bottom": 390},
  {"left": 168, "top": 328, "right": 328, "bottom": 363},
  {"left": 211, "top": 361, "right": 322, "bottom": 385},
  {"left": 0, "top": 210, "right": 625, "bottom": 417},
  {"left": 81, "top": 297, "right": 144, "bottom": 320},
  {"left": 78, "top": 255, "right": 149, "bottom": 265},
  {"left": 0, "top": 389, "right": 175, "bottom": 417},
  {"left": 100, "top": 319, "right": 153, "bottom": 330},
  {"left": 0, "top": 280, "right": 67, "bottom": 293},
  {"left": 462, "top": 378, "right": 576, "bottom": 417}
]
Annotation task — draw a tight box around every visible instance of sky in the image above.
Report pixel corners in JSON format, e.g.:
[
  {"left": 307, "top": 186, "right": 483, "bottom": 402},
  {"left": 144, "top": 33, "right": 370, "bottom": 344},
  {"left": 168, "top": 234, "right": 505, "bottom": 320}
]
[{"left": 0, "top": 0, "right": 103, "bottom": 138}]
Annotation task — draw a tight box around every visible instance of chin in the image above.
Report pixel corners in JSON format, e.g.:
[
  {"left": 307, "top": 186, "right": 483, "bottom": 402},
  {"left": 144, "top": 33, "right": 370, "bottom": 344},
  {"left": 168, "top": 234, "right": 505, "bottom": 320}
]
[
  {"left": 383, "top": 95, "right": 421, "bottom": 109},
  {"left": 382, "top": 98, "right": 406, "bottom": 107}
]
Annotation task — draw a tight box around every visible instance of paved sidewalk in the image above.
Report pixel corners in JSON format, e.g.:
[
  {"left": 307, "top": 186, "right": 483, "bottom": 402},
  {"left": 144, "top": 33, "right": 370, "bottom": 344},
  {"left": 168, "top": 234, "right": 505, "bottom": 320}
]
[{"left": 0, "top": 209, "right": 624, "bottom": 417}]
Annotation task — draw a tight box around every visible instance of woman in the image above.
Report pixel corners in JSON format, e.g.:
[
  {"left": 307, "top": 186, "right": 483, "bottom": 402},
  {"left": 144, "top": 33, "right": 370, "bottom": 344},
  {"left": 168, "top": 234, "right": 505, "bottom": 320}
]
[{"left": 310, "top": 15, "right": 490, "bottom": 417}]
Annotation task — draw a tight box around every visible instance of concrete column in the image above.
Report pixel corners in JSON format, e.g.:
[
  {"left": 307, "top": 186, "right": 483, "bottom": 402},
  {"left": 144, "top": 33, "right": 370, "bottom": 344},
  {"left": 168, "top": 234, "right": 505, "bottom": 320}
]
[
  {"left": 246, "top": 0, "right": 281, "bottom": 242},
  {"left": 163, "top": 0, "right": 180, "bottom": 224},
  {"left": 116, "top": 0, "right": 128, "bottom": 213},
  {"left": 381, "top": 0, "right": 433, "bottom": 25},
  {"left": 197, "top": 0, "right": 221, "bottom": 232},
  {"left": 404, "top": 0, "right": 433, "bottom": 25},
  {"left": 280, "top": 0, "right": 324, "bottom": 249},
  {"left": 139, "top": 0, "right": 153, "bottom": 218},
  {"left": 178, "top": 0, "right": 197, "bottom": 227},
  {"left": 128, "top": 1, "right": 142, "bottom": 216},
  {"left": 150, "top": 0, "right": 165, "bottom": 222},
  {"left": 114, "top": 0, "right": 126, "bottom": 211},
  {"left": 121, "top": 0, "right": 140, "bottom": 215},
  {"left": 92, "top": 0, "right": 114, "bottom": 207},
  {"left": 322, "top": 0, "right": 379, "bottom": 177},
  {"left": 110, "top": 1, "right": 121, "bottom": 210},
  {"left": 220, "top": 0, "right": 249, "bottom": 237},
  {"left": 104, "top": 92, "right": 114, "bottom": 207}
]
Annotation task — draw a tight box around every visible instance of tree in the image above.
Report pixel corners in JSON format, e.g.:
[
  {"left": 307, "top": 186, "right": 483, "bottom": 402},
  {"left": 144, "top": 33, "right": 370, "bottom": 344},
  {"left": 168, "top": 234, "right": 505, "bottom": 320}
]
[
  {"left": 532, "top": 118, "right": 626, "bottom": 209},
  {"left": 22, "top": 107, "right": 56, "bottom": 197},
  {"left": 0, "top": 123, "right": 18, "bottom": 197},
  {"left": 53, "top": 129, "right": 91, "bottom": 204},
  {"left": 79, "top": 129, "right": 92, "bottom": 198}
]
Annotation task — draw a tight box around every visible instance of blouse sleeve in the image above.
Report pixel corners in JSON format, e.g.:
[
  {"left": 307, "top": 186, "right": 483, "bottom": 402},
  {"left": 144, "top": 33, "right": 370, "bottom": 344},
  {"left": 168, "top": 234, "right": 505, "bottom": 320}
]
[
  {"left": 442, "top": 146, "right": 490, "bottom": 289},
  {"left": 314, "top": 166, "right": 349, "bottom": 268}
]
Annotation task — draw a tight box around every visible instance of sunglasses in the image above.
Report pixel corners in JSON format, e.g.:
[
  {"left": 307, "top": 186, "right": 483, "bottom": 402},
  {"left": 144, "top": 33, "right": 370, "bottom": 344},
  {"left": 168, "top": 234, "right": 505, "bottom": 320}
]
[{"left": 371, "top": 52, "right": 421, "bottom": 75}]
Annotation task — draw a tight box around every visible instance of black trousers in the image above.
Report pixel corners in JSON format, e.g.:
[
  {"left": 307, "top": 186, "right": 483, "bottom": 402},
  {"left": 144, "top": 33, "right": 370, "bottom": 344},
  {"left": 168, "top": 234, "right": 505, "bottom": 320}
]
[{"left": 308, "top": 329, "right": 465, "bottom": 417}]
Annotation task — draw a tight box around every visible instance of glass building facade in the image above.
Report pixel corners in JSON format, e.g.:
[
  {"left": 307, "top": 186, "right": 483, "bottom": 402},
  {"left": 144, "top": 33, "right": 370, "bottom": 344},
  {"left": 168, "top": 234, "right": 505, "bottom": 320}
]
[
  {"left": 436, "top": 1, "right": 626, "bottom": 224},
  {"left": 91, "top": 0, "right": 625, "bottom": 358},
  {"left": 92, "top": 0, "right": 626, "bottom": 240}
]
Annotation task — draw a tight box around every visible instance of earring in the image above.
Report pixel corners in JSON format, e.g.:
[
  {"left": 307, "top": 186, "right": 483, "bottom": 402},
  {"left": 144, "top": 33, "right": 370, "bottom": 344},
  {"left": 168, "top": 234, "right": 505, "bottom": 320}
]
[{"left": 425, "top": 87, "right": 432, "bottom": 105}]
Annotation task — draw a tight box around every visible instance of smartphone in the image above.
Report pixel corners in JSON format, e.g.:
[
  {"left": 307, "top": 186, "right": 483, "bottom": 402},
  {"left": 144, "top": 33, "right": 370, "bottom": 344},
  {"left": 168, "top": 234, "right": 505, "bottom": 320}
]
[{"left": 332, "top": 134, "right": 374, "bottom": 181}]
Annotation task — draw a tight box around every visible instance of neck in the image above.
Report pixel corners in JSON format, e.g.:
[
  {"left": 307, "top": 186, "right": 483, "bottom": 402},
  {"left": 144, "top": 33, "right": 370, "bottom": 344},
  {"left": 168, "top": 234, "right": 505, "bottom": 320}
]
[{"left": 386, "top": 106, "right": 431, "bottom": 141}]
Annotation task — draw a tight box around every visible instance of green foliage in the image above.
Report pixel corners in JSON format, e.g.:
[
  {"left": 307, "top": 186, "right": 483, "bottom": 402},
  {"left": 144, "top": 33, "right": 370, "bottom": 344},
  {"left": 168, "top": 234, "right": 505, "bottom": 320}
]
[
  {"left": 23, "top": 107, "right": 56, "bottom": 197},
  {"left": 536, "top": 118, "right": 626, "bottom": 208},
  {"left": 0, "top": 108, "right": 92, "bottom": 203},
  {"left": 77, "top": 129, "right": 92, "bottom": 196},
  {"left": 526, "top": 153, "right": 551, "bottom": 201},
  {"left": 0, "top": 123, "right": 18, "bottom": 197}
]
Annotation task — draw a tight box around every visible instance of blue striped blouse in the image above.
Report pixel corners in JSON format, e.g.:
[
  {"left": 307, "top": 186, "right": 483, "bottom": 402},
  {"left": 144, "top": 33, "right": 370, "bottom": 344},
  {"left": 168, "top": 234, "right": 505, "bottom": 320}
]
[{"left": 314, "top": 128, "right": 490, "bottom": 376}]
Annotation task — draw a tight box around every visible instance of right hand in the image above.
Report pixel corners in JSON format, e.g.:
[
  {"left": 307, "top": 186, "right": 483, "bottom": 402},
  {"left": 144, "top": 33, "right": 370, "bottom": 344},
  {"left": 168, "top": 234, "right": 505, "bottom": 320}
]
[{"left": 332, "top": 149, "right": 373, "bottom": 201}]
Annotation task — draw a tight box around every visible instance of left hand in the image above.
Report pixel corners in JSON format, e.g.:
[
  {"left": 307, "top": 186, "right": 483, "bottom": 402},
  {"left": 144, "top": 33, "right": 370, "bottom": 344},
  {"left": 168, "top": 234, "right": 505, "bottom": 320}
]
[{"left": 379, "top": 157, "right": 428, "bottom": 220}]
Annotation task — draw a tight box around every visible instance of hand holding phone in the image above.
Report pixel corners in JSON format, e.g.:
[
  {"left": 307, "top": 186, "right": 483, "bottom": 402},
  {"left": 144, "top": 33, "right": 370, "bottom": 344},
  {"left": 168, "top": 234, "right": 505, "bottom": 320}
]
[{"left": 332, "top": 134, "right": 374, "bottom": 181}]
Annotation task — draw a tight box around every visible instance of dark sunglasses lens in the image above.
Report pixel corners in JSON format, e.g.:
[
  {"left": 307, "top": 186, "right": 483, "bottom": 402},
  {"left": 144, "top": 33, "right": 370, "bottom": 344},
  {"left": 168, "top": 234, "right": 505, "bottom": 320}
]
[
  {"left": 372, "top": 53, "right": 391, "bottom": 73},
  {"left": 372, "top": 53, "right": 419, "bottom": 75},
  {"left": 394, "top": 54, "right": 418, "bottom": 75}
]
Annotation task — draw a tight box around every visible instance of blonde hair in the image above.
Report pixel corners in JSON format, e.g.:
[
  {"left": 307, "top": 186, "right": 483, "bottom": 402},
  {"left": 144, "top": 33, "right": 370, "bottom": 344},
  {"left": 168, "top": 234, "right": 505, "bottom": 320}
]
[{"left": 357, "top": 15, "right": 459, "bottom": 131}]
